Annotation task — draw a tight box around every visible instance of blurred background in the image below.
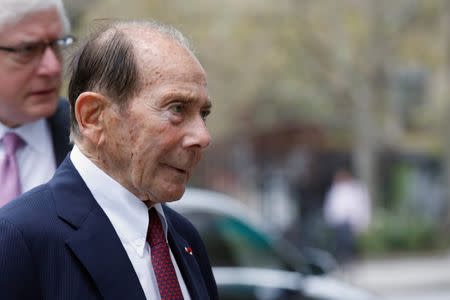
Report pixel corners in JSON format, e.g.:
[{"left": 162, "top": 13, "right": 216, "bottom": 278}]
[{"left": 63, "top": 0, "right": 450, "bottom": 299}]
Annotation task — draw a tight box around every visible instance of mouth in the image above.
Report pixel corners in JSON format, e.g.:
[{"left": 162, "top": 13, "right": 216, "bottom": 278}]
[
  {"left": 173, "top": 166, "right": 188, "bottom": 175},
  {"left": 163, "top": 163, "right": 189, "bottom": 175},
  {"left": 30, "top": 88, "right": 57, "bottom": 96}
]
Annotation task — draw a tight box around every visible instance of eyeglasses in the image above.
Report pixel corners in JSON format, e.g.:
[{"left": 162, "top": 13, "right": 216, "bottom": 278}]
[{"left": 0, "top": 35, "right": 76, "bottom": 64}]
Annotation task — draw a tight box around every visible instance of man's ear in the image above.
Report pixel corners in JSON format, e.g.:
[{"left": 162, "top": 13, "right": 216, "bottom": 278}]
[{"left": 74, "top": 92, "right": 110, "bottom": 146}]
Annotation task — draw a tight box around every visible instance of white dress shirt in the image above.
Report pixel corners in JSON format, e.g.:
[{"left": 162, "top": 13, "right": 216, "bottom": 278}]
[
  {"left": 0, "top": 119, "right": 56, "bottom": 194},
  {"left": 323, "top": 179, "right": 371, "bottom": 234},
  {"left": 70, "top": 145, "right": 191, "bottom": 300}
]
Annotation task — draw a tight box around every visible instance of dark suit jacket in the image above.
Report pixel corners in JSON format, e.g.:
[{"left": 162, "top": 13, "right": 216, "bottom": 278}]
[
  {"left": 47, "top": 99, "right": 72, "bottom": 166},
  {"left": 0, "top": 157, "right": 218, "bottom": 300}
]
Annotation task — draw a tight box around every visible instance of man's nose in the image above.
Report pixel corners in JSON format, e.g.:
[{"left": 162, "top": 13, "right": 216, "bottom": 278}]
[
  {"left": 36, "top": 46, "right": 62, "bottom": 76},
  {"left": 183, "top": 117, "right": 211, "bottom": 149}
]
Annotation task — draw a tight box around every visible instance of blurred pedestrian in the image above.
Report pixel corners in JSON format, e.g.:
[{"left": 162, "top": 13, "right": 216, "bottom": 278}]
[
  {"left": 323, "top": 168, "right": 371, "bottom": 262},
  {"left": 0, "top": 19, "right": 217, "bottom": 299},
  {"left": 0, "top": 0, "right": 74, "bottom": 205}
]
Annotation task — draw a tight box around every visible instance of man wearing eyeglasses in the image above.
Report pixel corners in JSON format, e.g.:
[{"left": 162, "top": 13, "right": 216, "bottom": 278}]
[{"left": 0, "top": 0, "right": 74, "bottom": 206}]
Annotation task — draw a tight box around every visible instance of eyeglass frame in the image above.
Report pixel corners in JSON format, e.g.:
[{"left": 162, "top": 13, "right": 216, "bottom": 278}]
[{"left": 0, "top": 35, "right": 76, "bottom": 64}]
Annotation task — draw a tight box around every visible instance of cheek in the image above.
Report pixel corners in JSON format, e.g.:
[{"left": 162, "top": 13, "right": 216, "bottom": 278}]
[
  {"left": 0, "top": 84, "right": 27, "bottom": 122},
  {"left": 130, "top": 119, "right": 174, "bottom": 155},
  {"left": 0, "top": 75, "right": 26, "bottom": 101},
  {"left": 127, "top": 132, "right": 158, "bottom": 173},
  {"left": 0, "top": 63, "right": 32, "bottom": 83},
  {"left": 102, "top": 120, "right": 135, "bottom": 168},
  {"left": 128, "top": 138, "right": 170, "bottom": 185}
]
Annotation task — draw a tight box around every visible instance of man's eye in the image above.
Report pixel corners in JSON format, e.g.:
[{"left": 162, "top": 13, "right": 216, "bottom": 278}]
[
  {"left": 200, "top": 109, "right": 210, "bottom": 121},
  {"left": 169, "top": 103, "right": 185, "bottom": 114},
  {"left": 19, "top": 43, "right": 41, "bottom": 55},
  {"left": 10, "top": 43, "right": 42, "bottom": 64}
]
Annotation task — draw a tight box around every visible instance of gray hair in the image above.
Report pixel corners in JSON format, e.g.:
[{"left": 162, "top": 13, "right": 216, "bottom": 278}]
[
  {"left": 68, "top": 19, "right": 194, "bottom": 141},
  {"left": 0, "top": 0, "right": 70, "bottom": 33}
]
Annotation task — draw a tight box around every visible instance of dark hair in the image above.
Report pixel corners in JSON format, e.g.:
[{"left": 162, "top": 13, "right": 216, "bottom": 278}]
[{"left": 68, "top": 22, "right": 140, "bottom": 138}]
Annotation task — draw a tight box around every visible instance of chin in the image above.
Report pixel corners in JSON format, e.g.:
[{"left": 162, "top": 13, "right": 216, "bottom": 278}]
[
  {"left": 36, "top": 107, "right": 58, "bottom": 120},
  {"left": 160, "top": 186, "right": 186, "bottom": 203}
]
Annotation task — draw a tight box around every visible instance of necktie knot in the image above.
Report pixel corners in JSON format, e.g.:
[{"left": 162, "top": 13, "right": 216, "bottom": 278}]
[{"left": 2, "top": 132, "right": 24, "bottom": 155}]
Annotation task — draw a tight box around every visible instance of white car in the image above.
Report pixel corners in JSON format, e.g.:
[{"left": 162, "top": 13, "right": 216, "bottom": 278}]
[{"left": 170, "top": 188, "right": 380, "bottom": 300}]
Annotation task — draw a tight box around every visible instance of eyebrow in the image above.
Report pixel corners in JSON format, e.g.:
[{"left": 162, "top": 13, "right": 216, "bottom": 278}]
[{"left": 13, "top": 37, "right": 55, "bottom": 46}]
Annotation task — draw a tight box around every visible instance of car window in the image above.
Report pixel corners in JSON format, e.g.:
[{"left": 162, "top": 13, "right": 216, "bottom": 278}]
[{"left": 185, "top": 212, "right": 295, "bottom": 271}]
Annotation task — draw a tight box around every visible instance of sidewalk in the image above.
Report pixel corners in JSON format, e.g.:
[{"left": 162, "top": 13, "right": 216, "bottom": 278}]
[{"left": 336, "top": 252, "right": 450, "bottom": 294}]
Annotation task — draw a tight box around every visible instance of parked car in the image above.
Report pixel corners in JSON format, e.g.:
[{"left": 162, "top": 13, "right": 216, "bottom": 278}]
[{"left": 169, "top": 188, "right": 379, "bottom": 300}]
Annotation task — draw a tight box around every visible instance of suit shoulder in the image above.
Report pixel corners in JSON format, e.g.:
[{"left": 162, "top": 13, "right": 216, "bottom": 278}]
[{"left": 0, "top": 184, "right": 55, "bottom": 225}]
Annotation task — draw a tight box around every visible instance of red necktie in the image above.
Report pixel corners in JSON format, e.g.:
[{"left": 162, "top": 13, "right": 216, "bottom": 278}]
[{"left": 147, "top": 208, "right": 184, "bottom": 300}]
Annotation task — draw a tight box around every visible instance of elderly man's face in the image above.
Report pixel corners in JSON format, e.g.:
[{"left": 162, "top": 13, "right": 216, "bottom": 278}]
[
  {"left": 0, "top": 8, "right": 63, "bottom": 127},
  {"left": 101, "top": 35, "right": 211, "bottom": 204}
]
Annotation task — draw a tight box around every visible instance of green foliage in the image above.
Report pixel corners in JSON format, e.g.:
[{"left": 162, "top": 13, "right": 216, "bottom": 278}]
[{"left": 358, "top": 210, "right": 449, "bottom": 255}]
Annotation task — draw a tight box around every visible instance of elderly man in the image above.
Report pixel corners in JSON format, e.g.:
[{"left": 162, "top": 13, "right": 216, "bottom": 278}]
[
  {"left": 0, "top": 20, "right": 217, "bottom": 300},
  {"left": 0, "top": 0, "right": 74, "bottom": 205}
]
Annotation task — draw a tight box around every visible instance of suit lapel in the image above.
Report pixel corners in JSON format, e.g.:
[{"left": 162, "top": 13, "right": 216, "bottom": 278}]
[
  {"left": 66, "top": 206, "right": 146, "bottom": 300},
  {"left": 52, "top": 158, "right": 146, "bottom": 300},
  {"left": 167, "top": 221, "right": 209, "bottom": 299}
]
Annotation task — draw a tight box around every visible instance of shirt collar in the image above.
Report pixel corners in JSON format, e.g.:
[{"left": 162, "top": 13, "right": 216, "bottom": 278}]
[
  {"left": 0, "top": 119, "right": 50, "bottom": 153},
  {"left": 70, "top": 145, "right": 169, "bottom": 256}
]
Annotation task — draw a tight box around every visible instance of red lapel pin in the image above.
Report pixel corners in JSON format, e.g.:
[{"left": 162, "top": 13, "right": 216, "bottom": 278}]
[{"left": 184, "top": 246, "right": 193, "bottom": 255}]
